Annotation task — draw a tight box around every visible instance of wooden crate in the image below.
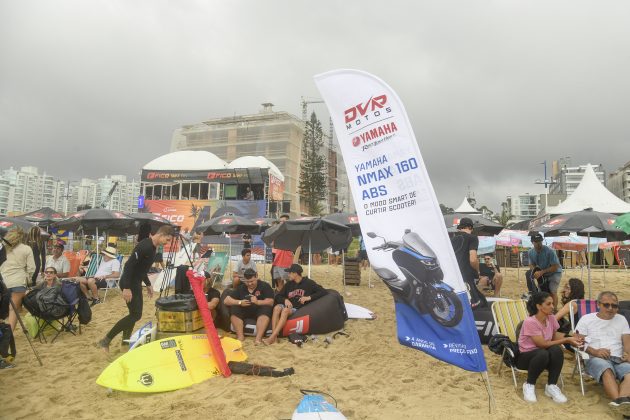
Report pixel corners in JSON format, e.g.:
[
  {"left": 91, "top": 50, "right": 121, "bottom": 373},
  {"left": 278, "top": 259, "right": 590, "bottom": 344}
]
[
  {"left": 344, "top": 258, "right": 361, "bottom": 285},
  {"left": 156, "top": 309, "right": 204, "bottom": 333}
]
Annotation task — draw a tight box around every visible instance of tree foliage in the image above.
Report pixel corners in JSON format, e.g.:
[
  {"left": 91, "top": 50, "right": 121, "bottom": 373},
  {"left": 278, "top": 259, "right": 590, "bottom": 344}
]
[
  {"left": 439, "top": 203, "right": 453, "bottom": 215},
  {"left": 299, "top": 112, "right": 327, "bottom": 215}
]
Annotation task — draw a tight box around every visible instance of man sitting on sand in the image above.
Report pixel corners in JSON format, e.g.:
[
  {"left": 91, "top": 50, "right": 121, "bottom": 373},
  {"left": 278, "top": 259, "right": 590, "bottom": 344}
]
[
  {"left": 575, "top": 291, "right": 630, "bottom": 407},
  {"left": 223, "top": 268, "right": 274, "bottom": 344},
  {"left": 232, "top": 248, "right": 256, "bottom": 288},
  {"left": 263, "top": 264, "right": 327, "bottom": 345},
  {"left": 76, "top": 246, "right": 120, "bottom": 306}
]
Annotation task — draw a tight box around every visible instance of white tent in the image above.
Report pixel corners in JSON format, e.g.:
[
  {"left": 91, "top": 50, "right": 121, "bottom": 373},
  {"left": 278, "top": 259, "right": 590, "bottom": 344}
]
[
  {"left": 143, "top": 151, "right": 227, "bottom": 170},
  {"left": 226, "top": 156, "right": 285, "bottom": 181},
  {"left": 453, "top": 197, "right": 479, "bottom": 214},
  {"left": 546, "top": 164, "right": 630, "bottom": 215}
]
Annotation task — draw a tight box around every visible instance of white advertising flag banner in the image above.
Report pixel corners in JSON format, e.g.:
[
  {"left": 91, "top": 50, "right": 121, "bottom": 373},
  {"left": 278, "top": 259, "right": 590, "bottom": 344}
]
[{"left": 315, "top": 69, "right": 486, "bottom": 372}]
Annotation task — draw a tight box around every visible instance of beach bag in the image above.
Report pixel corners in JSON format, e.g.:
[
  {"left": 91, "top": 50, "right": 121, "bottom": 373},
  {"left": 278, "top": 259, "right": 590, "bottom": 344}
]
[
  {"left": 77, "top": 295, "right": 92, "bottom": 325},
  {"left": 0, "top": 322, "right": 16, "bottom": 360},
  {"left": 36, "top": 287, "right": 68, "bottom": 319}
]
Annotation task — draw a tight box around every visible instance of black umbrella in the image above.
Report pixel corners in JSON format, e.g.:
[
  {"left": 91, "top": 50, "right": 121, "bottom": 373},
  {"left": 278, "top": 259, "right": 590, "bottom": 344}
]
[
  {"left": 443, "top": 213, "right": 504, "bottom": 236},
  {"left": 18, "top": 207, "right": 65, "bottom": 227},
  {"left": 537, "top": 208, "right": 630, "bottom": 298},
  {"left": 322, "top": 212, "right": 361, "bottom": 237},
  {"left": 252, "top": 217, "right": 277, "bottom": 233},
  {"left": 127, "top": 212, "right": 174, "bottom": 234},
  {"left": 195, "top": 215, "right": 260, "bottom": 236},
  {"left": 0, "top": 217, "right": 38, "bottom": 237},
  {"left": 261, "top": 217, "right": 352, "bottom": 253},
  {"left": 54, "top": 209, "right": 135, "bottom": 233}
]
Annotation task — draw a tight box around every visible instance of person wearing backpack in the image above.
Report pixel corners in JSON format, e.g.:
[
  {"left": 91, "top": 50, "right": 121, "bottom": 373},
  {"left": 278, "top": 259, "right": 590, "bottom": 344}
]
[
  {"left": 0, "top": 228, "right": 35, "bottom": 332},
  {"left": 96, "top": 225, "right": 174, "bottom": 352}
]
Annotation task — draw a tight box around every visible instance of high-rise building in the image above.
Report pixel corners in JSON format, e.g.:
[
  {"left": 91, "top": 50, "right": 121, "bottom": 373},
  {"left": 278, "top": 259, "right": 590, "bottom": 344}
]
[
  {"left": 170, "top": 103, "right": 349, "bottom": 215},
  {"left": 1, "top": 166, "right": 66, "bottom": 215},
  {"left": 549, "top": 161, "right": 606, "bottom": 197},
  {"left": 0, "top": 179, "right": 10, "bottom": 216},
  {"left": 608, "top": 161, "right": 630, "bottom": 203},
  {"left": 502, "top": 194, "right": 541, "bottom": 224},
  {"left": 69, "top": 175, "right": 140, "bottom": 213}
]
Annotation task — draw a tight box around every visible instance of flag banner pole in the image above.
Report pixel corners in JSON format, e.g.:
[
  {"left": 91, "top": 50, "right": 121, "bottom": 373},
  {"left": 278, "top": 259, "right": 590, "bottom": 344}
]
[
  {"left": 480, "top": 370, "right": 496, "bottom": 414},
  {"left": 315, "top": 69, "right": 486, "bottom": 372},
  {"left": 186, "top": 270, "right": 231, "bottom": 377}
]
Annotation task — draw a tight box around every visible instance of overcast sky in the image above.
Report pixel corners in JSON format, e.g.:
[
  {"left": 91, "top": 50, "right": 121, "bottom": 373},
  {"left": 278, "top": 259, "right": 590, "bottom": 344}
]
[{"left": 1, "top": 1, "right": 629, "bottom": 212}]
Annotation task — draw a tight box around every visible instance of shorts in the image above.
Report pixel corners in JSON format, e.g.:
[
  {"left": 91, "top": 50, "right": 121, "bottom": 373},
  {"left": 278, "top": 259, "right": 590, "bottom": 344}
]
[
  {"left": 585, "top": 356, "right": 630, "bottom": 383},
  {"left": 8, "top": 286, "right": 27, "bottom": 293},
  {"left": 546, "top": 272, "right": 562, "bottom": 293},
  {"left": 230, "top": 304, "right": 273, "bottom": 320},
  {"left": 272, "top": 266, "right": 289, "bottom": 281},
  {"left": 95, "top": 279, "right": 110, "bottom": 289}
]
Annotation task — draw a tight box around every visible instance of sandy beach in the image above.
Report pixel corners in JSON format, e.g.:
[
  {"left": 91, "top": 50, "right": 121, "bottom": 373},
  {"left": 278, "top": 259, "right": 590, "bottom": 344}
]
[{"left": 2, "top": 264, "right": 629, "bottom": 420}]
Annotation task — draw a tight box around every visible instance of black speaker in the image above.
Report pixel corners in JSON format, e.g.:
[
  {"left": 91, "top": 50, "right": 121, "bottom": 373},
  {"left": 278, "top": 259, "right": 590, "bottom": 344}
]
[
  {"left": 281, "top": 200, "right": 291, "bottom": 213},
  {"left": 269, "top": 201, "right": 278, "bottom": 212}
]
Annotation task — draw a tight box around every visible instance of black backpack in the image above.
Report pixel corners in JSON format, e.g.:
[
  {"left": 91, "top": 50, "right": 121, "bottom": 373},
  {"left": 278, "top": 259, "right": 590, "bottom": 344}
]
[
  {"left": 23, "top": 288, "right": 43, "bottom": 317},
  {"left": 0, "top": 279, "right": 10, "bottom": 320},
  {"left": 77, "top": 295, "right": 92, "bottom": 325},
  {"left": 0, "top": 322, "right": 16, "bottom": 360},
  {"left": 61, "top": 280, "right": 80, "bottom": 304}
]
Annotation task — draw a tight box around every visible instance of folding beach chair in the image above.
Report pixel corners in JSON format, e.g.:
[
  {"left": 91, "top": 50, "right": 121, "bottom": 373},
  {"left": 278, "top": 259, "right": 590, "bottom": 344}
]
[
  {"left": 100, "top": 255, "right": 123, "bottom": 302},
  {"left": 569, "top": 299, "right": 599, "bottom": 395},
  {"left": 206, "top": 252, "right": 229, "bottom": 288},
  {"left": 83, "top": 253, "right": 102, "bottom": 278},
  {"left": 35, "top": 281, "right": 81, "bottom": 343},
  {"left": 491, "top": 299, "right": 529, "bottom": 388}
]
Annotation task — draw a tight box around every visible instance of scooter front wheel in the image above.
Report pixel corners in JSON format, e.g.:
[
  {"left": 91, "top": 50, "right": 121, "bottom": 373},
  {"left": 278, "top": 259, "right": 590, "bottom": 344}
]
[{"left": 428, "top": 288, "right": 463, "bottom": 327}]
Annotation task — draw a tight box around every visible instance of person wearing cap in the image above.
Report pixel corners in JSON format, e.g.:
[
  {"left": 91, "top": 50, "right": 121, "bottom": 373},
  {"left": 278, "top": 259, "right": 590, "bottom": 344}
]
[
  {"left": 528, "top": 233, "right": 562, "bottom": 310},
  {"left": 450, "top": 217, "right": 486, "bottom": 309},
  {"left": 263, "top": 264, "right": 327, "bottom": 345},
  {"left": 45, "top": 243, "right": 70, "bottom": 278},
  {"left": 76, "top": 246, "right": 121, "bottom": 305},
  {"left": 223, "top": 268, "right": 274, "bottom": 344}
]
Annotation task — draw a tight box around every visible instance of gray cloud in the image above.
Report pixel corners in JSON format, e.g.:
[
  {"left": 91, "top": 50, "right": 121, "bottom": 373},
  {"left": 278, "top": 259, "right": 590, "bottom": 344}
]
[{"left": 1, "top": 0, "right": 629, "bottom": 212}]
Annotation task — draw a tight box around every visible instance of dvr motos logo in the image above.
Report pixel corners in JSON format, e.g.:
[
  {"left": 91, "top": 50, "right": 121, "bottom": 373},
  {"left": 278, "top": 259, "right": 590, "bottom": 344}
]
[{"left": 344, "top": 94, "right": 392, "bottom": 129}]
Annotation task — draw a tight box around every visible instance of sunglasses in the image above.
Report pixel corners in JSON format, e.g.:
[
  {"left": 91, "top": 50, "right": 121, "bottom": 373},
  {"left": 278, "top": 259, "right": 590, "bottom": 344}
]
[{"left": 600, "top": 303, "right": 619, "bottom": 309}]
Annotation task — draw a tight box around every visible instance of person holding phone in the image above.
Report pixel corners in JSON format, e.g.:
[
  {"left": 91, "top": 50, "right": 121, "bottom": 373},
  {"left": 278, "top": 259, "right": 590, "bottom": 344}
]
[
  {"left": 575, "top": 291, "right": 630, "bottom": 407},
  {"left": 223, "top": 269, "right": 274, "bottom": 344}
]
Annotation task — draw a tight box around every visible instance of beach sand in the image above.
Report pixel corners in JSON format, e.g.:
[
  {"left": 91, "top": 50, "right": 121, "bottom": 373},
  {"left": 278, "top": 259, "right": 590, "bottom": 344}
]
[{"left": 1, "top": 264, "right": 629, "bottom": 419}]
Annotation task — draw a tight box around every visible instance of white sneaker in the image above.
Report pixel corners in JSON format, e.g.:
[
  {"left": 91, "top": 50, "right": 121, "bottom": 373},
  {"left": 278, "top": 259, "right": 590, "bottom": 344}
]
[
  {"left": 523, "top": 383, "right": 537, "bottom": 403},
  {"left": 545, "top": 384, "right": 567, "bottom": 403}
]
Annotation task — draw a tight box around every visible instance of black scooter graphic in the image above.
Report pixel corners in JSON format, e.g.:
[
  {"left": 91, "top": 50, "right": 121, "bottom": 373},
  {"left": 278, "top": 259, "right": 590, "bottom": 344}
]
[{"left": 368, "top": 230, "right": 463, "bottom": 327}]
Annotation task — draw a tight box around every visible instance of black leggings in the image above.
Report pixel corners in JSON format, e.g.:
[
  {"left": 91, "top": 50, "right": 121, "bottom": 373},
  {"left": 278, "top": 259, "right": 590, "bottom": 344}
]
[
  {"left": 516, "top": 345, "right": 564, "bottom": 385},
  {"left": 106, "top": 287, "right": 143, "bottom": 341}
]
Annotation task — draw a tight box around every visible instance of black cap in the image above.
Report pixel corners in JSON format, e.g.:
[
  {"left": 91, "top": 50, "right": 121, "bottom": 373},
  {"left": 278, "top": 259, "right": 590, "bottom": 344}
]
[
  {"left": 243, "top": 268, "right": 257, "bottom": 279},
  {"left": 531, "top": 233, "right": 544, "bottom": 242},
  {"left": 457, "top": 217, "right": 474, "bottom": 229},
  {"left": 284, "top": 264, "right": 303, "bottom": 275}
]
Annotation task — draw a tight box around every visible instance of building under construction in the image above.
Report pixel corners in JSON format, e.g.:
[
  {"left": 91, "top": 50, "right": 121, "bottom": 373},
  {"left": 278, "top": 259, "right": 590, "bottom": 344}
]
[{"left": 170, "top": 103, "right": 351, "bottom": 216}]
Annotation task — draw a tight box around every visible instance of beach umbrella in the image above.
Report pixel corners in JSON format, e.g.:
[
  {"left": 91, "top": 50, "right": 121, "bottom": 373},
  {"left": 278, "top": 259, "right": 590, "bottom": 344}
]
[
  {"left": 0, "top": 217, "right": 38, "bottom": 237},
  {"left": 252, "top": 217, "right": 277, "bottom": 233},
  {"left": 614, "top": 213, "right": 630, "bottom": 235},
  {"left": 18, "top": 207, "right": 65, "bottom": 227},
  {"left": 443, "top": 213, "right": 504, "bottom": 236},
  {"left": 537, "top": 208, "right": 630, "bottom": 298},
  {"left": 53, "top": 209, "right": 135, "bottom": 253},
  {"left": 323, "top": 212, "right": 361, "bottom": 237},
  {"left": 127, "top": 212, "right": 174, "bottom": 234}
]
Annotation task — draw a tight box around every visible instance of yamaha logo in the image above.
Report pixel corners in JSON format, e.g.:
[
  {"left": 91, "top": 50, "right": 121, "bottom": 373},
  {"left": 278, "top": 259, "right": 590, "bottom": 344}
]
[{"left": 138, "top": 372, "right": 153, "bottom": 387}]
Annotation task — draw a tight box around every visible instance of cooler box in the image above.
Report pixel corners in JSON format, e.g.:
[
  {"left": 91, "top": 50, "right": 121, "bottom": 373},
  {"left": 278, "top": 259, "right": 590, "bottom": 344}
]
[{"left": 155, "top": 294, "right": 204, "bottom": 333}]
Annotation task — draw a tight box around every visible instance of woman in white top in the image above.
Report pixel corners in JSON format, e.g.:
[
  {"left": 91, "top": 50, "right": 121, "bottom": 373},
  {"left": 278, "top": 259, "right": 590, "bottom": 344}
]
[{"left": 0, "top": 228, "right": 36, "bottom": 331}]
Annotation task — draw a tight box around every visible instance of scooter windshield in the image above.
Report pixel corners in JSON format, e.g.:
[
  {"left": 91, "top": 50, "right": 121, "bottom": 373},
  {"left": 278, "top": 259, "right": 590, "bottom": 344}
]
[{"left": 402, "top": 232, "right": 437, "bottom": 259}]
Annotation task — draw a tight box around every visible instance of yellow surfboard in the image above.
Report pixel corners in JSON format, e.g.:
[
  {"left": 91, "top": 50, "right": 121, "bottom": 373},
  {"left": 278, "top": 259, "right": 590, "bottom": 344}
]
[{"left": 96, "top": 335, "right": 246, "bottom": 393}]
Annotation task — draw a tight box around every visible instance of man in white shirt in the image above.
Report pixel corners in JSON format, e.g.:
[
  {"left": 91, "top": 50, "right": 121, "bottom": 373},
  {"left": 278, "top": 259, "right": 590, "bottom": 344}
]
[
  {"left": 77, "top": 246, "right": 121, "bottom": 305},
  {"left": 576, "top": 291, "right": 630, "bottom": 407},
  {"left": 46, "top": 243, "right": 71, "bottom": 278},
  {"left": 232, "top": 248, "right": 257, "bottom": 288}
]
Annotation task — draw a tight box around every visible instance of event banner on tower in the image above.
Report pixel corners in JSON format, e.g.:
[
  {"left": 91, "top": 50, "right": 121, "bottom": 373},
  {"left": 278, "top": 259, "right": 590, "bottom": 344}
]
[{"left": 315, "top": 69, "right": 486, "bottom": 372}]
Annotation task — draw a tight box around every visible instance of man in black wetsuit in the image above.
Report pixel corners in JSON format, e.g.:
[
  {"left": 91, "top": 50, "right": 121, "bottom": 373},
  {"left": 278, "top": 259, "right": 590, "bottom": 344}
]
[
  {"left": 450, "top": 217, "right": 486, "bottom": 309},
  {"left": 97, "top": 225, "right": 174, "bottom": 352}
]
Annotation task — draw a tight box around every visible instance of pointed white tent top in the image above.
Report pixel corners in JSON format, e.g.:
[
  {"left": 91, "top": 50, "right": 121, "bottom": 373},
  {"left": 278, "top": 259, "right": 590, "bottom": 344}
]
[
  {"left": 454, "top": 197, "right": 479, "bottom": 214},
  {"left": 546, "top": 164, "right": 630, "bottom": 215}
]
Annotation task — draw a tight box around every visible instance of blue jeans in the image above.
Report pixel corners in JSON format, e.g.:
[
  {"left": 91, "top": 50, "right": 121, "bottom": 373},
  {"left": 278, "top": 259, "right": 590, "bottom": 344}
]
[{"left": 586, "top": 356, "right": 630, "bottom": 382}]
